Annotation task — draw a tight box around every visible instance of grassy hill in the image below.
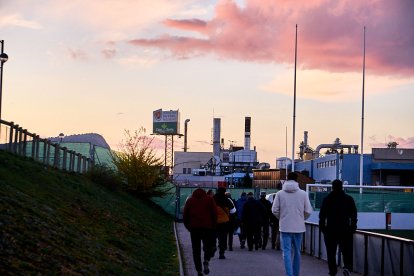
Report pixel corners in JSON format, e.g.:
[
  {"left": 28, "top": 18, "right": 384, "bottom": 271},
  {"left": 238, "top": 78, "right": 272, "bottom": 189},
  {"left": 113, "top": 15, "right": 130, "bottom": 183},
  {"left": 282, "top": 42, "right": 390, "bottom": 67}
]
[{"left": 0, "top": 150, "right": 179, "bottom": 275}]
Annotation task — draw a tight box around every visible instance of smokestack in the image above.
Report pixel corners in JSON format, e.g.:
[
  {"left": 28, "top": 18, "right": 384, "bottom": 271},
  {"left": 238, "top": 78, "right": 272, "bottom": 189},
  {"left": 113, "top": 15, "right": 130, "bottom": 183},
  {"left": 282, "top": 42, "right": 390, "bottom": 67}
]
[
  {"left": 244, "top": 117, "right": 251, "bottom": 150},
  {"left": 304, "top": 131, "right": 308, "bottom": 148},
  {"left": 184, "top": 119, "right": 190, "bottom": 152},
  {"left": 213, "top": 118, "right": 221, "bottom": 157}
]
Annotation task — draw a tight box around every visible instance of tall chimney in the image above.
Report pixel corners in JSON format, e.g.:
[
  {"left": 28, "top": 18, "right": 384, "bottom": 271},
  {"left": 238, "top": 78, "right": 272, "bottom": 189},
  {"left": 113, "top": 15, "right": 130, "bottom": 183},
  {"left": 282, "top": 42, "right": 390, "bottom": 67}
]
[
  {"left": 184, "top": 119, "right": 190, "bottom": 152},
  {"left": 213, "top": 118, "right": 221, "bottom": 157},
  {"left": 304, "top": 131, "right": 308, "bottom": 148},
  {"left": 244, "top": 117, "right": 251, "bottom": 150}
]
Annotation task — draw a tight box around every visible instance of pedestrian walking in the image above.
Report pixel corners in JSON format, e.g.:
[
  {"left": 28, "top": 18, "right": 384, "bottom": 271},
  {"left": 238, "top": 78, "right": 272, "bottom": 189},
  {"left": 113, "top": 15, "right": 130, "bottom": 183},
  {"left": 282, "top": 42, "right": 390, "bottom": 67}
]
[
  {"left": 225, "top": 192, "right": 237, "bottom": 251},
  {"left": 236, "top": 192, "right": 248, "bottom": 249},
  {"left": 319, "top": 179, "right": 358, "bottom": 276},
  {"left": 183, "top": 188, "right": 217, "bottom": 276},
  {"left": 242, "top": 192, "right": 265, "bottom": 251},
  {"left": 213, "top": 187, "right": 236, "bottom": 259},
  {"left": 259, "top": 191, "right": 272, "bottom": 250},
  {"left": 272, "top": 172, "right": 313, "bottom": 276}
]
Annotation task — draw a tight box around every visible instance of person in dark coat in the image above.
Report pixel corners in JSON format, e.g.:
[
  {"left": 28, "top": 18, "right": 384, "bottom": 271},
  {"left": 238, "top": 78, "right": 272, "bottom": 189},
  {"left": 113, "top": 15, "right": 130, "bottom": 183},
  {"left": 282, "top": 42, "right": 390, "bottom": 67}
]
[
  {"left": 213, "top": 187, "right": 236, "bottom": 259},
  {"left": 242, "top": 192, "right": 265, "bottom": 251},
  {"left": 236, "top": 192, "right": 248, "bottom": 249},
  {"left": 225, "top": 192, "right": 237, "bottom": 251},
  {"left": 319, "top": 179, "right": 358, "bottom": 276},
  {"left": 184, "top": 188, "right": 217, "bottom": 276},
  {"left": 259, "top": 191, "right": 272, "bottom": 250}
]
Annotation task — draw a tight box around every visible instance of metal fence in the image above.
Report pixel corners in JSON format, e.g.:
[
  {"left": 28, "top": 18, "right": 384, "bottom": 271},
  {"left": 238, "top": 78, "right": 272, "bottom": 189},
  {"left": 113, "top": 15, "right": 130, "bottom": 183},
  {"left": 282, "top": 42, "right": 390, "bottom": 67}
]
[
  {"left": 307, "top": 184, "right": 414, "bottom": 213},
  {"left": 0, "top": 119, "right": 93, "bottom": 173},
  {"left": 304, "top": 222, "right": 414, "bottom": 276}
]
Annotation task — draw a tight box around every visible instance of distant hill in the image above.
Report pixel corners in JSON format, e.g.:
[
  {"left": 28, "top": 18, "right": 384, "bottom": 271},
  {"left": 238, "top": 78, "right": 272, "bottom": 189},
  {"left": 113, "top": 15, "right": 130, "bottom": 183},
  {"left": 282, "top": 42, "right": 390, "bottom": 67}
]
[
  {"left": 47, "top": 133, "right": 111, "bottom": 149},
  {"left": 0, "top": 150, "right": 178, "bottom": 275}
]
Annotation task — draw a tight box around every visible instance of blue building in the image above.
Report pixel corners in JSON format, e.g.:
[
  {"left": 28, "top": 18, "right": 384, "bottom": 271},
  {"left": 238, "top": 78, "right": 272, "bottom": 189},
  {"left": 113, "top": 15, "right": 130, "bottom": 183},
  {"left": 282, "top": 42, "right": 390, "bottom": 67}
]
[{"left": 294, "top": 148, "right": 414, "bottom": 186}]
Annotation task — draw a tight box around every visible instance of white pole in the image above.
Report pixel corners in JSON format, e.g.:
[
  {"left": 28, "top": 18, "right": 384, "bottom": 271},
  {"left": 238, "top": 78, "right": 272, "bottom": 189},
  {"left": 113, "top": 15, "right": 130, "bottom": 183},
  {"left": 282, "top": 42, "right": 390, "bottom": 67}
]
[
  {"left": 292, "top": 24, "right": 298, "bottom": 173},
  {"left": 359, "top": 26, "right": 366, "bottom": 194},
  {"left": 285, "top": 126, "right": 288, "bottom": 180}
]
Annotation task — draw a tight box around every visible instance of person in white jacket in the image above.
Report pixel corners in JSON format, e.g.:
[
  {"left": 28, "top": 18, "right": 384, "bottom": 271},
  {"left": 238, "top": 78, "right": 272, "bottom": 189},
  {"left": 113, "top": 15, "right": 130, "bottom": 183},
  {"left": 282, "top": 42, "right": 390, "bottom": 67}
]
[{"left": 272, "top": 172, "right": 313, "bottom": 276}]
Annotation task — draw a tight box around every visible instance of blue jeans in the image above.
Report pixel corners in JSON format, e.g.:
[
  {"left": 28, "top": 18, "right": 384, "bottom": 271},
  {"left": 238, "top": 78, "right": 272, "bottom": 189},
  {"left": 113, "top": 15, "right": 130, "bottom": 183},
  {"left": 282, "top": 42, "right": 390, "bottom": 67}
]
[{"left": 280, "top": 232, "right": 303, "bottom": 276}]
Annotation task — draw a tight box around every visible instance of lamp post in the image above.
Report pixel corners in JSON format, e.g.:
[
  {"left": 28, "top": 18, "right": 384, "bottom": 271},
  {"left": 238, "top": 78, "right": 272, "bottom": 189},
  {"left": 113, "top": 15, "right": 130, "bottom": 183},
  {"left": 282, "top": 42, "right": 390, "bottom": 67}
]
[
  {"left": 58, "top": 133, "right": 65, "bottom": 143},
  {"left": 0, "top": 40, "right": 9, "bottom": 121}
]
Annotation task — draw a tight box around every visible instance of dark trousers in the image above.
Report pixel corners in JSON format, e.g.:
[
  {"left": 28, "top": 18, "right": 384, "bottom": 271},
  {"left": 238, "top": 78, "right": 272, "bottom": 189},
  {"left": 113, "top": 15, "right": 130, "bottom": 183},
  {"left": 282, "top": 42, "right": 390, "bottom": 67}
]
[
  {"left": 238, "top": 224, "right": 246, "bottom": 247},
  {"left": 261, "top": 222, "right": 270, "bottom": 249},
  {"left": 323, "top": 231, "right": 354, "bottom": 275},
  {"left": 245, "top": 224, "right": 261, "bottom": 250},
  {"left": 216, "top": 222, "right": 229, "bottom": 255},
  {"left": 190, "top": 228, "right": 214, "bottom": 272},
  {"left": 270, "top": 222, "right": 280, "bottom": 249}
]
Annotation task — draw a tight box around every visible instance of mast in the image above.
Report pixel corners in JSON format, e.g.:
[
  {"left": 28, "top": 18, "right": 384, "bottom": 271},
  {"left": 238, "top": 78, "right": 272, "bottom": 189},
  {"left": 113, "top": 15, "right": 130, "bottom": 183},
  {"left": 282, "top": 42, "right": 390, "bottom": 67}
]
[
  {"left": 292, "top": 24, "right": 298, "bottom": 172},
  {"left": 359, "top": 26, "right": 366, "bottom": 193},
  {"left": 286, "top": 126, "right": 288, "bottom": 179}
]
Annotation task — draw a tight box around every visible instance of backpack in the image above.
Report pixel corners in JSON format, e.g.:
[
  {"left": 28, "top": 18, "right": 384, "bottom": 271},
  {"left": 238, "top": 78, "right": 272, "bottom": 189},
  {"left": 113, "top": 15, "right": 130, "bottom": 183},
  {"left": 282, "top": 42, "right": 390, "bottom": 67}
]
[{"left": 216, "top": 206, "right": 229, "bottom": 224}]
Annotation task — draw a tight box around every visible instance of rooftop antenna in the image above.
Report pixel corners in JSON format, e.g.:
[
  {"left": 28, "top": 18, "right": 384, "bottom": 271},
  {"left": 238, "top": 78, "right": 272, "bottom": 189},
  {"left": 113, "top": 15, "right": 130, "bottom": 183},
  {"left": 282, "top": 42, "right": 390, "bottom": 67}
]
[
  {"left": 359, "top": 26, "right": 366, "bottom": 193},
  {"left": 291, "top": 24, "right": 298, "bottom": 172}
]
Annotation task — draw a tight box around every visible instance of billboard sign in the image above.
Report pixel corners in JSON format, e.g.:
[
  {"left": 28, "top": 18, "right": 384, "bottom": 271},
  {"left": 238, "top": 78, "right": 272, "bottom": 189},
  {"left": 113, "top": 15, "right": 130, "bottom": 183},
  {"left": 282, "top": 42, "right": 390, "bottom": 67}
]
[{"left": 153, "top": 109, "right": 180, "bottom": 135}]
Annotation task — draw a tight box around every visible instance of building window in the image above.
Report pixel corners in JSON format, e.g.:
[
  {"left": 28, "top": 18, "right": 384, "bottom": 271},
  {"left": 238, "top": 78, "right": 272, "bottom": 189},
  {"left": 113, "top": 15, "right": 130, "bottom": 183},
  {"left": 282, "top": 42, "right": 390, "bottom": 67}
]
[
  {"left": 187, "top": 168, "right": 191, "bottom": 174},
  {"left": 183, "top": 168, "right": 187, "bottom": 174}
]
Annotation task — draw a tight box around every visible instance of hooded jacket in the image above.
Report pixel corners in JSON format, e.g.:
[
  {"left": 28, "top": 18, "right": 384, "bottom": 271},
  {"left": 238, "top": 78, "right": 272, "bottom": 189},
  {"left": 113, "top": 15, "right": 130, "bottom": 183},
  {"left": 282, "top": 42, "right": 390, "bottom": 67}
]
[
  {"left": 271, "top": 180, "right": 313, "bottom": 233},
  {"left": 183, "top": 188, "right": 217, "bottom": 231},
  {"left": 319, "top": 189, "right": 357, "bottom": 233}
]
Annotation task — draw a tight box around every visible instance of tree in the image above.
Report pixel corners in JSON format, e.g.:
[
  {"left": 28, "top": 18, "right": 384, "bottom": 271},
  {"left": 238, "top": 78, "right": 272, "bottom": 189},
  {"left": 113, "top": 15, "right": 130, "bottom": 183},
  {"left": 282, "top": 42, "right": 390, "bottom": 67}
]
[{"left": 111, "top": 128, "right": 167, "bottom": 198}]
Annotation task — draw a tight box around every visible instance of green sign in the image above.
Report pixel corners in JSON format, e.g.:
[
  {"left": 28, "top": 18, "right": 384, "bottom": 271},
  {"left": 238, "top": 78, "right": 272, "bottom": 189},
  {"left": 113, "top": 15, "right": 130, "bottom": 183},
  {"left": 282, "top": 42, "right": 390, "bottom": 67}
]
[{"left": 153, "top": 122, "right": 178, "bottom": 134}]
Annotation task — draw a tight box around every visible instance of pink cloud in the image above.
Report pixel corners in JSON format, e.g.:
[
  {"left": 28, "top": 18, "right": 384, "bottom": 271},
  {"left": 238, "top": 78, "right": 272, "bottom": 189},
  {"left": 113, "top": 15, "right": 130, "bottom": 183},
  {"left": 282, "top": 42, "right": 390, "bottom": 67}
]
[
  {"left": 129, "top": 0, "right": 414, "bottom": 76},
  {"left": 67, "top": 48, "right": 88, "bottom": 60}
]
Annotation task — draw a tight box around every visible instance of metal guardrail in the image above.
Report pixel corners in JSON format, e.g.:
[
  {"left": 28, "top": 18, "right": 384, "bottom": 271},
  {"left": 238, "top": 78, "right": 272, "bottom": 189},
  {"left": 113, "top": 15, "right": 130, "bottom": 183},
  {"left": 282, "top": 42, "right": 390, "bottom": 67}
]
[
  {"left": 304, "top": 222, "right": 414, "bottom": 276},
  {"left": 0, "top": 119, "right": 93, "bottom": 173}
]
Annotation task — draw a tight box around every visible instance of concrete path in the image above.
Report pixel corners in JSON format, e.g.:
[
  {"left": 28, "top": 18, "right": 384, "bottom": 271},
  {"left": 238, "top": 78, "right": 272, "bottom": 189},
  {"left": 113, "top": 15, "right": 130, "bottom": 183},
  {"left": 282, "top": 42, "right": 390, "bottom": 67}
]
[{"left": 176, "top": 222, "right": 343, "bottom": 276}]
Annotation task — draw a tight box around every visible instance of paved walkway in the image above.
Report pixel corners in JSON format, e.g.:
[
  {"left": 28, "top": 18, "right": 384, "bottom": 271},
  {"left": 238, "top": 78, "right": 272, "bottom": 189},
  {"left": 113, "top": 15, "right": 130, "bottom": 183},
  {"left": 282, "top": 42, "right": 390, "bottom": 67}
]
[{"left": 176, "top": 222, "right": 340, "bottom": 276}]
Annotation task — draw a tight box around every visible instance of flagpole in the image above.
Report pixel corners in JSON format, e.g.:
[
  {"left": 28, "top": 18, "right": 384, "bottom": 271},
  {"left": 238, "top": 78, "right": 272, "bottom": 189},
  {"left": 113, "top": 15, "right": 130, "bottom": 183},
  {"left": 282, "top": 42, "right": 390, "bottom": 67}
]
[
  {"left": 285, "top": 126, "right": 288, "bottom": 180},
  {"left": 292, "top": 24, "right": 298, "bottom": 173},
  {"left": 359, "top": 26, "right": 366, "bottom": 194}
]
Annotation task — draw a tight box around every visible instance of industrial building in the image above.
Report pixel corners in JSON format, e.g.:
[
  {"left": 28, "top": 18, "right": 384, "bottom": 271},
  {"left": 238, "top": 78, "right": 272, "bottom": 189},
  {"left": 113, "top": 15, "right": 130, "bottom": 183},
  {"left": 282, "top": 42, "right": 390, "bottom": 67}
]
[
  {"left": 293, "top": 132, "right": 414, "bottom": 186},
  {"left": 173, "top": 117, "right": 259, "bottom": 187}
]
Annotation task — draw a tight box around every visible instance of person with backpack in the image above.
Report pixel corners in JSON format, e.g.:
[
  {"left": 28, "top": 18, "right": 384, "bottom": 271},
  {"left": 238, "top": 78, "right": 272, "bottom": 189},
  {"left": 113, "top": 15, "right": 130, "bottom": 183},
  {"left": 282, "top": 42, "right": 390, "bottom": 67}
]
[
  {"left": 183, "top": 188, "right": 217, "bottom": 276},
  {"left": 213, "top": 187, "right": 236, "bottom": 259}
]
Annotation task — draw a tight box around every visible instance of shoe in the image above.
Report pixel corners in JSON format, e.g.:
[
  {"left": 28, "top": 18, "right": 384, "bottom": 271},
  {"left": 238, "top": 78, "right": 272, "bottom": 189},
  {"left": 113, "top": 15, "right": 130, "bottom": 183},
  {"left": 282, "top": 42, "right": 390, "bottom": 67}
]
[
  {"left": 203, "top": 261, "right": 209, "bottom": 274},
  {"left": 343, "top": 268, "right": 351, "bottom": 276},
  {"left": 240, "top": 244, "right": 245, "bottom": 249},
  {"left": 248, "top": 248, "right": 253, "bottom": 251},
  {"left": 219, "top": 254, "right": 225, "bottom": 259},
  {"left": 197, "top": 271, "right": 203, "bottom": 276},
  {"left": 262, "top": 247, "right": 266, "bottom": 250},
  {"left": 229, "top": 246, "right": 233, "bottom": 251}
]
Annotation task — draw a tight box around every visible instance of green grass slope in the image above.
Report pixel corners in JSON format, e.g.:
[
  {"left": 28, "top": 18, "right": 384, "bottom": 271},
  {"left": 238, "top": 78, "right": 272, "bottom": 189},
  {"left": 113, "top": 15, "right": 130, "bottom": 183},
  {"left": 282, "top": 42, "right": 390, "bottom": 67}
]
[{"left": 0, "top": 150, "right": 179, "bottom": 275}]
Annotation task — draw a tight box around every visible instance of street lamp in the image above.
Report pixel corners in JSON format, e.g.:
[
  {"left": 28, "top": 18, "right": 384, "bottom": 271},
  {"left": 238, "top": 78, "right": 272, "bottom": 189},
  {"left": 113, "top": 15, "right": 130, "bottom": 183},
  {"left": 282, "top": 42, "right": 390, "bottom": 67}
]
[
  {"left": 58, "top": 133, "right": 65, "bottom": 143},
  {"left": 0, "top": 40, "right": 9, "bottom": 121}
]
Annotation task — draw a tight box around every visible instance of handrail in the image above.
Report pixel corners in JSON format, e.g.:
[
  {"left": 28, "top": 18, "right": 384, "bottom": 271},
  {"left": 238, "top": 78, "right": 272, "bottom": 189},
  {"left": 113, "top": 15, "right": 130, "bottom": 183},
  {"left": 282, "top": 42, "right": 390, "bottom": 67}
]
[
  {"left": 0, "top": 119, "right": 93, "bottom": 173},
  {"left": 304, "top": 222, "right": 414, "bottom": 276}
]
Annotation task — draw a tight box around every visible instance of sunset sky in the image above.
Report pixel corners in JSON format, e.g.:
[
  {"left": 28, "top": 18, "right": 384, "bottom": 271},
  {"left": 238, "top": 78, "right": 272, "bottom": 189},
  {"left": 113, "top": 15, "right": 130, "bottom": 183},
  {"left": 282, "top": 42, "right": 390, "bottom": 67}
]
[{"left": 1, "top": 0, "right": 413, "bottom": 165}]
